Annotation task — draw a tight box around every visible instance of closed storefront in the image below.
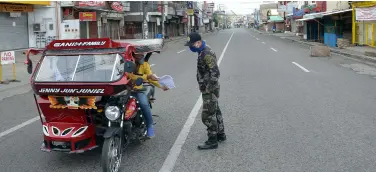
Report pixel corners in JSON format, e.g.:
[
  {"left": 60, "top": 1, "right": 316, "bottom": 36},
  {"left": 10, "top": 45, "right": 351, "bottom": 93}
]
[
  {"left": 105, "top": 20, "right": 120, "bottom": 39},
  {"left": 0, "top": 4, "right": 30, "bottom": 51},
  {"left": 100, "top": 12, "right": 124, "bottom": 40},
  {"left": 178, "top": 23, "right": 184, "bottom": 35},
  {"left": 352, "top": 2, "right": 376, "bottom": 47},
  {"left": 100, "top": 20, "right": 120, "bottom": 39},
  {"left": 122, "top": 22, "right": 142, "bottom": 39}
]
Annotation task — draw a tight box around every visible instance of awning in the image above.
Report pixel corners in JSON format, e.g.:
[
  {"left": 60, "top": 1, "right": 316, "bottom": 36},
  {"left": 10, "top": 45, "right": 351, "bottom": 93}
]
[
  {"left": 297, "top": 9, "right": 353, "bottom": 22},
  {"left": 268, "top": 16, "right": 284, "bottom": 22},
  {"left": 296, "top": 17, "right": 315, "bottom": 22},
  {"left": 321, "top": 9, "right": 352, "bottom": 17}
]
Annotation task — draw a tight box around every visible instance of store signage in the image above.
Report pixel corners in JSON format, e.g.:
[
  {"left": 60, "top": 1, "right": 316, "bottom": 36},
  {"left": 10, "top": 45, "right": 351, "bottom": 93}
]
[
  {"left": 111, "top": 2, "right": 123, "bottom": 12},
  {"left": 0, "top": 1, "right": 50, "bottom": 5},
  {"left": 355, "top": 6, "right": 376, "bottom": 21},
  {"left": 60, "top": 1, "right": 74, "bottom": 7},
  {"left": 121, "top": 1, "right": 130, "bottom": 11},
  {"left": 79, "top": 12, "right": 97, "bottom": 21},
  {"left": 208, "top": 3, "right": 214, "bottom": 8},
  {"left": 187, "top": 9, "right": 194, "bottom": 16},
  {"left": 78, "top": 1, "right": 105, "bottom": 7},
  {"left": 0, "top": 4, "right": 33, "bottom": 12},
  {"left": 106, "top": 12, "right": 123, "bottom": 18}
]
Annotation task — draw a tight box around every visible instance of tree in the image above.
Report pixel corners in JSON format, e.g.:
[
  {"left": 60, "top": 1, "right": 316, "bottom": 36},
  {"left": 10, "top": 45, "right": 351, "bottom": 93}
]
[{"left": 213, "top": 13, "right": 219, "bottom": 27}]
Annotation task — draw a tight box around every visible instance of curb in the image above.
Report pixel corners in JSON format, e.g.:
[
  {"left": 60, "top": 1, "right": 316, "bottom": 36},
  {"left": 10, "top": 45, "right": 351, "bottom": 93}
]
[
  {"left": 164, "top": 32, "right": 213, "bottom": 43},
  {"left": 164, "top": 37, "right": 186, "bottom": 43},
  {"left": 281, "top": 37, "right": 376, "bottom": 64}
]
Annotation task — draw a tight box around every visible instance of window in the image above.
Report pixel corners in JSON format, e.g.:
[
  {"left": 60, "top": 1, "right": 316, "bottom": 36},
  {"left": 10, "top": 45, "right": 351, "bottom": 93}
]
[{"left": 35, "top": 54, "right": 124, "bottom": 82}]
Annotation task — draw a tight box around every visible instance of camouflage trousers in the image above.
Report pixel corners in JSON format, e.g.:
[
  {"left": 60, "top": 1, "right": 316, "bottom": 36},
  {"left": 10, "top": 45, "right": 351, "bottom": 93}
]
[{"left": 201, "top": 88, "right": 225, "bottom": 137}]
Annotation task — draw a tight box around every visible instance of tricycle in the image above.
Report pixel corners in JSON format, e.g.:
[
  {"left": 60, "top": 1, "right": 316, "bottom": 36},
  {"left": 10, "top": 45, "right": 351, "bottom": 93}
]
[{"left": 24, "top": 37, "right": 164, "bottom": 172}]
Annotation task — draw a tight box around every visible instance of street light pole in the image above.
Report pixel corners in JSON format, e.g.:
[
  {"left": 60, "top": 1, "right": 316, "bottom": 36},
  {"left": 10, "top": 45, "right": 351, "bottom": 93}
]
[
  {"left": 161, "top": 1, "right": 165, "bottom": 38},
  {"left": 142, "top": 2, "right": 149, "bottom": 39}
]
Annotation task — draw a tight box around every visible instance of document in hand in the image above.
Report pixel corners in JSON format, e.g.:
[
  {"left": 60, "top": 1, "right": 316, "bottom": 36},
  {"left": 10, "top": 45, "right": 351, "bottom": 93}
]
[{"left": 158, "top": 75, "right": 176, "bottom": 89}]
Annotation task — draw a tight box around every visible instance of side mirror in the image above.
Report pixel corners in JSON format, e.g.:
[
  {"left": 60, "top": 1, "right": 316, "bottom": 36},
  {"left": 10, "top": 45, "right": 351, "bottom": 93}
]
[
  {"left": 135, "top": 77, "right": 143, "bottom": 86},
  {"left": 26, "top": 60, "right": 33, "bottom": 74},
  {"left": 124, "top": 60, "right": 136, "bottom": 73}
]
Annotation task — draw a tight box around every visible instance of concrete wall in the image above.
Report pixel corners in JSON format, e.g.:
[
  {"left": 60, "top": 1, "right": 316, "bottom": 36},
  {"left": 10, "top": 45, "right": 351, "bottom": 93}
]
[
  {"left": 28, "top": 3, "right": 58, "bottom": 48},
  {"left": 326, "top": 1, "right": 350, "bottom": 11}
]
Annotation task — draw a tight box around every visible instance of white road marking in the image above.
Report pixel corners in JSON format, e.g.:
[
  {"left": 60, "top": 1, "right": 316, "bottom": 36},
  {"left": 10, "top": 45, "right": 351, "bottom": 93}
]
[
  {"left": 262, "top": 42, "right": 266, "bottom": 44},
  {"left": 256, "top": 38, "right": 259, "bottom": 40},
  {"left": 159, "top": 32, "right": 234, "bottom": 172},
  {"left": 0, "top": 116, "right": 39, "bottom": 139},
  {"left": 271, "top": 47, "right": 277, "bottom": 52},
  {"left": 150, "top": 64, "right": 155, "bottom": 67},
  {"left": 292, "top": 62, "right": 310, "bottom": 72},
  {"left": 177, "top": 49, "right": 186, "bottom": 54}
]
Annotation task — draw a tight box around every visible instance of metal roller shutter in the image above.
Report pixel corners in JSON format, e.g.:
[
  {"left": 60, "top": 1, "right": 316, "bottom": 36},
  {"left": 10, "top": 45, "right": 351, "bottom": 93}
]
[{"left": 0, "top": 12, "right": 29, "bottom": 51}]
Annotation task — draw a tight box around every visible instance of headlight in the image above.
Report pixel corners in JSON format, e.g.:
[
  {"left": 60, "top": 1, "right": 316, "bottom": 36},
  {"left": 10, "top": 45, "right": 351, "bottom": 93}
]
[{"left": 105, "top": 106, "right": 120, "bottom": 121}]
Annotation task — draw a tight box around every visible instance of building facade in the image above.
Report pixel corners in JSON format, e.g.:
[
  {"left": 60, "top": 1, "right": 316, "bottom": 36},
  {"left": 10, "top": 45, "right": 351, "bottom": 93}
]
[
  {"left": 352, "top": 1, "right": 376, "bottom": 47},
  {"left": 0, "top": 1, "right": 52, "bottom": 51}
]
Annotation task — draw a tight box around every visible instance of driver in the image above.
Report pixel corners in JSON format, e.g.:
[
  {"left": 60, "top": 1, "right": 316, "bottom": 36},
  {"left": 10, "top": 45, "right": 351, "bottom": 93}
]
[{"left": 128, "top": 53, "right": 169, "bottom": 138}]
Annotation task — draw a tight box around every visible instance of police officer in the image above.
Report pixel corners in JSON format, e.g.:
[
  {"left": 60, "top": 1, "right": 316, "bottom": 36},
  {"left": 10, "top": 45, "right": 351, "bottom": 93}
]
[{"left": 184, "top": 32, "right": 226, "bottom": 150}]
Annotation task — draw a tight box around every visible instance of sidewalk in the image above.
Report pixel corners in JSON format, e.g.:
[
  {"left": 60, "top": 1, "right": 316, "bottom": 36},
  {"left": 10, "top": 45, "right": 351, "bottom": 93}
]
[
  {"left": 253, "top": 29, "right": 376, "bottom": 65},
  {"left": 0, "top": 49, "right": 41, "bottom": 100},
  {"left": 164, "top": 30, "right": 214, "bottom": 43}
]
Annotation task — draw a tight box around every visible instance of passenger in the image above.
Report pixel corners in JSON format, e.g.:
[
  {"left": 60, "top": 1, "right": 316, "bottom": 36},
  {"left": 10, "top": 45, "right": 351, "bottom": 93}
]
[{"left": 128, "top": 53, "right": 169, "bottom": 138}]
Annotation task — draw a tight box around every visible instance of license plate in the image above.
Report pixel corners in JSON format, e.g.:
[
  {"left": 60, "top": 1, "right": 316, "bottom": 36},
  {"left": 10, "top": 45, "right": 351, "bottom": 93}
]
[{"left": 52, "top": 141, "right": 66, "bottom": 146}]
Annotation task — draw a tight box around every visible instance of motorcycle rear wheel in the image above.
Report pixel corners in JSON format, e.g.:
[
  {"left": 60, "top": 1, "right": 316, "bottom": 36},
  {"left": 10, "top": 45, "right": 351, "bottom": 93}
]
[{"left": 101, "top": 135, "right": 122, "bottom": 172}]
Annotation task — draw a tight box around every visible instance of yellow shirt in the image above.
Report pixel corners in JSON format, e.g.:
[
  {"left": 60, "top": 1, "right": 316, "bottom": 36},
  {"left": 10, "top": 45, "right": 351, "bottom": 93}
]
[{"left": 128, "top": 62, "right": 161, "bottom": 90}]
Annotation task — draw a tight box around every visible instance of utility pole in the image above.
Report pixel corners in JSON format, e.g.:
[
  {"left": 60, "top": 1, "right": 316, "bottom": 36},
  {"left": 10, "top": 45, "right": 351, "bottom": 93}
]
[
  {"left": 142, "top": 2, "right": 149, "bottom": 39},
  {"left": 187, "top": 1, "right": 193, "bottom": 34},
  {"left": 161, "top": 1, "right": 165, "bottom": 38},
  {"left": 187, "top": 14, "right": 190, "bottom": 34}
]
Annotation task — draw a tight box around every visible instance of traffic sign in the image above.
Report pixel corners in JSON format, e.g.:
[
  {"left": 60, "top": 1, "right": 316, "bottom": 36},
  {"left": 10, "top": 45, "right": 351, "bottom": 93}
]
[
  {"left": 187, "top": 1, "right": 193, "bottom": 9},
  {"left": 0, "top": 51, "right": 15, "bottom": 65}
]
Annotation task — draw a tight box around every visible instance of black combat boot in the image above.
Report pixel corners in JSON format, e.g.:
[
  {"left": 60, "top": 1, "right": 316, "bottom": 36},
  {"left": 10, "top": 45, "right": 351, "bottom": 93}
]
[
  {"left": 204, "top": 133, "right": 226, "bottom": 144},
  {"left": 217, "top": 133, "right": 226, "bottom": 142},
  {"left": 198, "top": 135, "right": 218, "bottom": 150}
]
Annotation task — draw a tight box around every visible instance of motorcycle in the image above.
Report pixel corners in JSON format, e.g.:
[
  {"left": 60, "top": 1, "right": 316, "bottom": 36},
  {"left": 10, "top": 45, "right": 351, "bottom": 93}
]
[{"left": 25, "top": 38, "right": 164, "bottom": 172}]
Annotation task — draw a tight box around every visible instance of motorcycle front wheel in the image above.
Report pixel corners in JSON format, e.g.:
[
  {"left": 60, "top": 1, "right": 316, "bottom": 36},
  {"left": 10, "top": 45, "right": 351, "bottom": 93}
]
[{"left": 101, "top": 135, "right": 123, "bottom": 172}]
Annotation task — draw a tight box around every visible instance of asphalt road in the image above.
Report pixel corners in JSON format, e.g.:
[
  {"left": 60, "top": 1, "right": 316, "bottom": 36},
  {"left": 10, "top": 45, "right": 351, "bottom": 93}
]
[{"left": 1, "top": 28, "right": 376, "bottom": 172}]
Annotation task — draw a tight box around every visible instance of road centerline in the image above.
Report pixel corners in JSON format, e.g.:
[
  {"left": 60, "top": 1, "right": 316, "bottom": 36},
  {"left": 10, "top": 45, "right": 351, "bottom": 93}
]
[
  {"left": 292, "top": 62, "right": 310, "bottom": 72},
  {"left": 177, "top": 49, "right": 186, "bottom": 54},
  {"left": 159, "top": 32, "right": 235, "bottom": 172},
  {"left": 271, "top": 47, "right": 277, "bottom": 52}
]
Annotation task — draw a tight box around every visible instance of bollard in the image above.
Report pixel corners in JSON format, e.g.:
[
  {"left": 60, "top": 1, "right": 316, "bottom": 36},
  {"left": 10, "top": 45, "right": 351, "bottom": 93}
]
[
  {"left": 9, "top": 63, "right": 20, "bottom": 82},
  {"left": 0, "top": 64, "right": 10, "bottom": 84}
]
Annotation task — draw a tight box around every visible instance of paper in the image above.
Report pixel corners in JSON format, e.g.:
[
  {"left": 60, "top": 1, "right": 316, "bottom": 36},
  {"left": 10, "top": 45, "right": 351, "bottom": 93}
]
[{"left": 158, "top": 75, "right": 175, "bottom": 89}]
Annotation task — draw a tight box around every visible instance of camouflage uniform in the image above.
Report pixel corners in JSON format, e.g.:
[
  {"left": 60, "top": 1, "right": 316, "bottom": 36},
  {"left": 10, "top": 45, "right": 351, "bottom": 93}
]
[{"left": 196, "top": 45, "right": 225, "bottom": 137}]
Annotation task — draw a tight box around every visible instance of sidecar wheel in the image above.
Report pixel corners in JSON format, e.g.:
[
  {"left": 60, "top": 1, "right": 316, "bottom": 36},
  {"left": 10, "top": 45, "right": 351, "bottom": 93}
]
[{"left": 101, "top": 135, "right": 122, "bottom": 172}]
